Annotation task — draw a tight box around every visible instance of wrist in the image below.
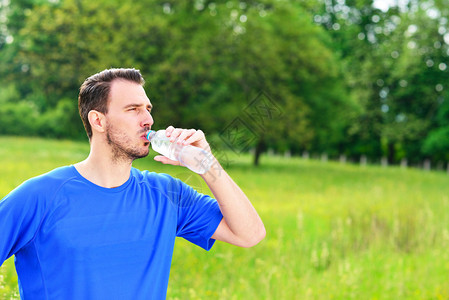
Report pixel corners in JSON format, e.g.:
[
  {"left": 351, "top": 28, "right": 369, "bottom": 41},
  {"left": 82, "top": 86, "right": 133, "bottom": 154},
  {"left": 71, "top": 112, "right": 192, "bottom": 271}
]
[{"left": 201, "top": 157, "right": 224, "bottom": 180}]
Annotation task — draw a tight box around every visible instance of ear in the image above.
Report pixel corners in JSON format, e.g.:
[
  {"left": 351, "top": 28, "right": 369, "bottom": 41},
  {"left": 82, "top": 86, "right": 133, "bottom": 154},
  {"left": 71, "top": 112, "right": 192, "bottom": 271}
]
[{"left": 88, "top": 110, "right": 106, "bottom": 135}]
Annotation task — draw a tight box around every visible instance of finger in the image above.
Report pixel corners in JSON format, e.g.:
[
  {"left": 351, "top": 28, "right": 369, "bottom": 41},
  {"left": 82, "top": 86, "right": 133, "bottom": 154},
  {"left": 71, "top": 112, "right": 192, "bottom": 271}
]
[
  {"left": 169, "top": 128, "right": 183, "bottom": 142},
  {"left": 183, "top": 129, "right": 205, "bottom": 145},
  {"left": 154, "top": 155, "right": 181, "bottom": 166},
  {"left": 177, "top": 129, "right": 196, "bottom": 144},
  {"left": 165, "top": 126, "right": 175, "bottom": 137}
]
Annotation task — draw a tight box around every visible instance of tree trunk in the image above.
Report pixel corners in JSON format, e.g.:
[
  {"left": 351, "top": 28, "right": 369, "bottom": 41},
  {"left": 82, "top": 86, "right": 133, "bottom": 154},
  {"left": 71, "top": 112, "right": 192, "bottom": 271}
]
[
  {"left": 253, "top": 139, "right": 265, "bottom": 166},
  {"left": 387, "top": 142, "right": 395, "bottom": 165}
]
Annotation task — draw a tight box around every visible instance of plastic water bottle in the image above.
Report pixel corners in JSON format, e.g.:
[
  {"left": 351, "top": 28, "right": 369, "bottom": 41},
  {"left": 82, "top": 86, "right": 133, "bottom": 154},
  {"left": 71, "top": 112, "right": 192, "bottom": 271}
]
[{"left": 146, "top": 130, "right": 213, "bottom": 174}]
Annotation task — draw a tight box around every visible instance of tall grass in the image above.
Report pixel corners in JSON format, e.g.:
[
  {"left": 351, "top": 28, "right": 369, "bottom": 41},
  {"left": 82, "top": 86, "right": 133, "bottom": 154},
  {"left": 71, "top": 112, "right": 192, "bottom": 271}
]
[{"left": 1, "top": 136, "right": 449, "bottom": 299}]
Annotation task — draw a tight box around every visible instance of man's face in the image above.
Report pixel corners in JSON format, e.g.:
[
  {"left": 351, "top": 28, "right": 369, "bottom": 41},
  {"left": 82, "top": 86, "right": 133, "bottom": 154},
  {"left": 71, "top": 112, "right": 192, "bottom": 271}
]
[{"left": 104, "top": 79, "right": 154, "bottom": 162}]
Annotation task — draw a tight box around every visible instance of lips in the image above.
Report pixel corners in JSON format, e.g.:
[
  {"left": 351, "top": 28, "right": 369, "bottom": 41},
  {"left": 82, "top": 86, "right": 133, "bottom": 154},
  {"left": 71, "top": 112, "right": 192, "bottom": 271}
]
[{"left": 140, "top": 129, "right": 151, "bottom": 141}]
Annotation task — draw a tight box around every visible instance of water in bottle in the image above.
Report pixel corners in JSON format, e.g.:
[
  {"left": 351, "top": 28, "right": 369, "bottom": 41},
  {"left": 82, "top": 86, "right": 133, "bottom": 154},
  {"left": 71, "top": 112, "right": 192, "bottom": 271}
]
[{"left": 146, "top": 130, "right": 213, "bottom": 174}]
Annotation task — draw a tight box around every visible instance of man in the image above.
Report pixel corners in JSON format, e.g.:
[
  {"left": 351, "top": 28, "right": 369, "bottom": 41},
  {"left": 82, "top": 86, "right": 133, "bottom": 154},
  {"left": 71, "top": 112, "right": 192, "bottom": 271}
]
[{"left": 0, "top": 68, "right": 265, "bottom": 299}]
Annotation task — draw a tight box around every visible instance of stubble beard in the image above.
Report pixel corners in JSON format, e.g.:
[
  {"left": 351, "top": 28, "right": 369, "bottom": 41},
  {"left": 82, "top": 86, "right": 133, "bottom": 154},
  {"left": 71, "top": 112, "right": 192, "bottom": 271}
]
[{"left": 106, "top": 123, "right": 149, "bottom": 163}]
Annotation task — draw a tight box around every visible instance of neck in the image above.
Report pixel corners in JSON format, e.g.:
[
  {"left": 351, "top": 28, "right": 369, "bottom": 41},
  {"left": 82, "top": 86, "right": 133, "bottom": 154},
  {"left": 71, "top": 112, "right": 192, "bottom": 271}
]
[{"left": 75, "top": 138, "right": 133, "bottom": 188}]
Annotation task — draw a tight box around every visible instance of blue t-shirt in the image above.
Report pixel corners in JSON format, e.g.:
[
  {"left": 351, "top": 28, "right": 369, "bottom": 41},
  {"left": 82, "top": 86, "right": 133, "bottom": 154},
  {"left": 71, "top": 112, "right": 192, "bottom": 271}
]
[{"left": 0, "top": 166, "right": 223, "bottom": 299}]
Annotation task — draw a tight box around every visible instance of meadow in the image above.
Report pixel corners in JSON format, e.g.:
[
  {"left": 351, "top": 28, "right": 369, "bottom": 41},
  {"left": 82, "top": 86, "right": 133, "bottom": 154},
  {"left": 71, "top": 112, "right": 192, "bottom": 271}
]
[{"left": 1, "top": 136, "right": 449, "bottom": 299}]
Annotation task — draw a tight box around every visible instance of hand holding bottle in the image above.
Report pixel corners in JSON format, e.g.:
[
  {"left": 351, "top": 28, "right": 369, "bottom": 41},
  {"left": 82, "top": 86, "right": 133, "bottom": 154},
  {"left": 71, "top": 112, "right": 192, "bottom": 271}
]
[{"left": 147, "top": 126, "right": 214, "bottom": 174}]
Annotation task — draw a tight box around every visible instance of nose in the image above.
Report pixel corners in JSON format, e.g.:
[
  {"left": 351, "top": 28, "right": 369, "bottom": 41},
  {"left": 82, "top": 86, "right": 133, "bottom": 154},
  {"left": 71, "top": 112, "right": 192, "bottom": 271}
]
[{"left": 142, "top": 110, "right": 154, "bottom": 128}]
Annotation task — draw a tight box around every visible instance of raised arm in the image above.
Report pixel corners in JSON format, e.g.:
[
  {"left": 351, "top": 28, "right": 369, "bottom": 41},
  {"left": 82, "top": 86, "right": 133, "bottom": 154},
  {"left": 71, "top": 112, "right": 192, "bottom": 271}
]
[
  {"left": 153, "top": 126, "right": 266, "bottom": 247},
  {"left": 201, "top": 160, "right": 266, "bottom": 247}
]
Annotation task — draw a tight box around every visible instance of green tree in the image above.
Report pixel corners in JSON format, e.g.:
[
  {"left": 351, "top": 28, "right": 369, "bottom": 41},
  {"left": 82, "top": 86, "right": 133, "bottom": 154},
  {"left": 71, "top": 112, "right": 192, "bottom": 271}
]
[
  {"left": 5, "top": 0, "right": 173, "bottom": 139},
  {"left": 2, "top": 0, "right": 354, "bottom": 167},
  {"left": 149, "top": 1, "right": 354, "bottom": 164},
  {"left": 313, "top": 0, "right": 449, "bottom": 165}
]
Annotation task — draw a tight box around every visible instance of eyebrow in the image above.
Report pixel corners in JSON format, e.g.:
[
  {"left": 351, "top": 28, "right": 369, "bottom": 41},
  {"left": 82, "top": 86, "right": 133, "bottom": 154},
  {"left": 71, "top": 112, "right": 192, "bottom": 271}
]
[{"left": 123, "top": 103, "right": 153, "bottom": 110}]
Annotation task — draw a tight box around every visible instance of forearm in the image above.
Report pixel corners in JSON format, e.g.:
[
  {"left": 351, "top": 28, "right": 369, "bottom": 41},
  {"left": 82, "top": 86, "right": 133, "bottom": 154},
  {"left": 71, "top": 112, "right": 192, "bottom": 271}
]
[
  {"left": 201, "top": 159, "right": 265, "bottom": 247},
  {"left": 157, "top": 126, "right": 265, "bottom": 246}
]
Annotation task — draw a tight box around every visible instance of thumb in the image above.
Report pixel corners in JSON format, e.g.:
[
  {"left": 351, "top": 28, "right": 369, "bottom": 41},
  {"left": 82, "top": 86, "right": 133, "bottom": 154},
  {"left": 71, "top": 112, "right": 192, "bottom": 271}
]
[{"left": 154, "top": 155, "right": 181, "bottom": 166}]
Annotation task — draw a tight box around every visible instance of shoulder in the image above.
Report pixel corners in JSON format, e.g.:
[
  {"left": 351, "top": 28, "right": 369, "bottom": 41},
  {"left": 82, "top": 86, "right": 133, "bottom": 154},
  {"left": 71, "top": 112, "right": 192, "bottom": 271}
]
[
  {"left": 7, "top": 166, "right": 77, "bottom": 199},
  {"left": 131, "top": 167, "right": 179, "bottom": 187},
  {"left": 130, "top": 168, "right": 192, "bottom": 201},
  {"left": 22, "top": 166, "right": 77, "bottom": 190},
  {"left": 0, "top": 166, "right": 77, "bottom": 220}
]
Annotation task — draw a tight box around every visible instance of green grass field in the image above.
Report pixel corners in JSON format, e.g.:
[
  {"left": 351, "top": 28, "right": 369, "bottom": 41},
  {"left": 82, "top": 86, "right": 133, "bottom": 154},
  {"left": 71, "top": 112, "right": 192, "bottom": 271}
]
[{"left": 1, "top": 136, "right": 449, "bottom": 299}]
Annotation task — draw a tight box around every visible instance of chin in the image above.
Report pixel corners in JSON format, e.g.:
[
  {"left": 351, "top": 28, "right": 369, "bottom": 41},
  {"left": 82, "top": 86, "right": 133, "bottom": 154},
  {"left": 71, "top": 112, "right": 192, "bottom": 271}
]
[{"left": 141, "top": 148, "right": 150, "bottom": 158}]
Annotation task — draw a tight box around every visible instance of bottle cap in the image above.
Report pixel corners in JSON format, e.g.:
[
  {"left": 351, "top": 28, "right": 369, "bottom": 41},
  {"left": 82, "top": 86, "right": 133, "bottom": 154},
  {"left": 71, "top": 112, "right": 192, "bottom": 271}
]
[{"left": 146, "top": 130, "right": 156, "bottom": 141}]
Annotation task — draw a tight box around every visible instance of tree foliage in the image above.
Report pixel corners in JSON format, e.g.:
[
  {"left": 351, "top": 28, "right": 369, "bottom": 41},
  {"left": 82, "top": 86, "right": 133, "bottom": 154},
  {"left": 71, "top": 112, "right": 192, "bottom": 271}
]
[
  {"left": 0, "top": 0, "right": 448, "bottom": 166},
  {"left": 312, "top": 0, "right": 449, "bottom": 164}
]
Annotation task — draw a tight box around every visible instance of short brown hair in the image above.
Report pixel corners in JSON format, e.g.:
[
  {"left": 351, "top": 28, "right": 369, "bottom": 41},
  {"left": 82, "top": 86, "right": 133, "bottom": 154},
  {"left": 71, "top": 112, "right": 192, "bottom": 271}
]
[{"left": 78, "top": 68, "right": 145, "bottom": 140}]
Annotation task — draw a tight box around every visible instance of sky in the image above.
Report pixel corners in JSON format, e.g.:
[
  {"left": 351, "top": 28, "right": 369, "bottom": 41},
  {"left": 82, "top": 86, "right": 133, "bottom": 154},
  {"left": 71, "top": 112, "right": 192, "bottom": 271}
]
[{"left": 373, "top": 0, "right": 408, "bottom": 12}]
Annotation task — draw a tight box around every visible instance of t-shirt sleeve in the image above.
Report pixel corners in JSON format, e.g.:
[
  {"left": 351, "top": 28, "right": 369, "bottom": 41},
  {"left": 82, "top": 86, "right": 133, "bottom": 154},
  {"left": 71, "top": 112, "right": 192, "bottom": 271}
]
[
  {"left": 175, "top": 179, "right": 223, "bottom": 251},
  {"left": 0, "top": 179, "right": 47, "bottom": 265}
]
